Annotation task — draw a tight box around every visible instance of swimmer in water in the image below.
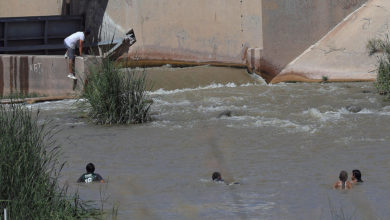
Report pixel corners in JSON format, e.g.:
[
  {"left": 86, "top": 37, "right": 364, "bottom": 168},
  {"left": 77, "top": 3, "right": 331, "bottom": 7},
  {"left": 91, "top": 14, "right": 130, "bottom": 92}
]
[
  {"left": 212, "top": 172, "right": 224, "bottom": 182},
  {"left": 351, "top": 169, "right": 363, "bottom": 184},
  {"left": 212, "top": 172, "right": 239, "bottom": 185},
  {"left": 77, "top": 163, "right": 104, "bottom": 183},
  {"left": 334, "top": 170, "right": 352, "bottom": 189}
]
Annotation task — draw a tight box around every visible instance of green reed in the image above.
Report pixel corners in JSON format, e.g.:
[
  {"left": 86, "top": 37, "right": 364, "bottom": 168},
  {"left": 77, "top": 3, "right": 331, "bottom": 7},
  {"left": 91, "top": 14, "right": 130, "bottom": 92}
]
[
  {"left": 368, "top": 36, "right": 390, "bottom": 98},
  {"left": 82, "top": 58, "right": 152, "bottom": 125},
  {"left": 0, "top": 103, "right": 101, "bottom": 219}
]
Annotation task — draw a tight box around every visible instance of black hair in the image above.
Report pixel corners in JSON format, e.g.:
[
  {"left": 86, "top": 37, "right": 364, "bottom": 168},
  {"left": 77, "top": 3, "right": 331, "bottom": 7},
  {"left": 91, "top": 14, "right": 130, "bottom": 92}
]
[
  {"left": 84, "top": 29, "right": 91, "bottom": 36},
  {"left": 212, "top": 172, "right": 222, "bottom": 181},
  {"left": 86, "top": 163, "right": 95, "bottom": 173},
  {"left": 352, "top": 169, "right": 363, "bottom": 182}
]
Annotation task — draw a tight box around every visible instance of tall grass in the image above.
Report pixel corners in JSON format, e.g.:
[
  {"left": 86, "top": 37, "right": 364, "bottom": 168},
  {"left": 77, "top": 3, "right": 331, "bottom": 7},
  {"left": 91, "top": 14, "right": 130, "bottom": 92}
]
[
  {"left": 0, "top": 103, "right": 100, "bottom": 219},
  {"left": 82, "top": 58, "right": 152, "bottom": 125},
  {"left": 367, "top": 36, "right": 390, "bottom": 97}
]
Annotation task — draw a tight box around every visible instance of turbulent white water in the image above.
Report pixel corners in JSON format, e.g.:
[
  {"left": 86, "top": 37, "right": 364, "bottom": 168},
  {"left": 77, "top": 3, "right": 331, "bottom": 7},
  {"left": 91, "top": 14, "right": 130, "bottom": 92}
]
[{"left": 32, "top": 80, "right": 390, "bottom": 219}]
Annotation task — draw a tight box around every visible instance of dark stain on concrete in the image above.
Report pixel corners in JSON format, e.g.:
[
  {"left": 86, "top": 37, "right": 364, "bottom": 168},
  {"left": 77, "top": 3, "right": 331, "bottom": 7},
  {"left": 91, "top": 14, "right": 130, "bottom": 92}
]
[
  {"left": 9, "top": 56, "right": 19, "bottom": 94},
  {"left": 19, "top": 56, "right": 29, "bottom": 95},
  {"left": 259, "top": 58, "right": 281, "bottom": 83},
  {"left": 9, "top": 56, "right": 14, "bottom": 93},
  {"left": 0, "top": 58, "right": 3, "bottom": 96}
]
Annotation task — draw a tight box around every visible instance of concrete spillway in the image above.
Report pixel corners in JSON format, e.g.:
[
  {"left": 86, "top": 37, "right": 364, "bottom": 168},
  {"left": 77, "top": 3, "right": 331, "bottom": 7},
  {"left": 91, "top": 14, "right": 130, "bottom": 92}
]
[
  {"left": 272, "top": 0, "right": 389, "bottom": 83},
  {"left": 0, "top": 0, "right": 386, "bottom": 97}
]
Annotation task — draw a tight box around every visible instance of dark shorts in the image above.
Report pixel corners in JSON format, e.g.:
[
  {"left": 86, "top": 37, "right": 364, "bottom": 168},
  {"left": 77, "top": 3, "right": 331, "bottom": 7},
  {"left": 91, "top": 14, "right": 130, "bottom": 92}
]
[{"left": 64, "top": 41, "right": 75, "bottom": 59}]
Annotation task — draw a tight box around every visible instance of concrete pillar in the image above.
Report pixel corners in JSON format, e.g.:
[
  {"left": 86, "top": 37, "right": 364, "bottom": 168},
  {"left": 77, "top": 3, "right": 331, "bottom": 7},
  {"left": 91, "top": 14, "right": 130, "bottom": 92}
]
[{"left": 246, "top": 48, "right": 262, "bottom": 73}]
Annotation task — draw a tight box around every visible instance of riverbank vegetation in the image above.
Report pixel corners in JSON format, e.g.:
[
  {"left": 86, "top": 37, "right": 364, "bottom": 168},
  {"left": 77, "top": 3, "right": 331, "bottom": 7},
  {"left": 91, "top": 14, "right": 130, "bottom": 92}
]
[
  {"left": 0, "top": 103, "right": 100, "bottom": 219},
  {"left": 82, "top": 58, "right": 152, "bottom": 125},
  {"left": 367, "top": 36, "right": 390, "bottom": 98}
]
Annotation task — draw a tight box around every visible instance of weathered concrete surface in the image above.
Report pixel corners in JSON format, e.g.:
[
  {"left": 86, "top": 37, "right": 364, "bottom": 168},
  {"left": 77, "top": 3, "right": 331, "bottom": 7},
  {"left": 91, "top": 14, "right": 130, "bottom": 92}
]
[
  {"left": 260, "top": 0, "right": 367, "bottom": 82},
  {"left": 1, "top": 0, "right": 263, "bottom": 69},
  {"left": 118, "top": 0, "right": 263, "bottom": 67},
  {"left": 75, "top": 56, "right": 102, "bottom": 81},
  {"left": 1, "top": 0, "right": 375, "bottom": 84},
  {"left": 0, "top": 0, "right": 62, "bottom": 17},
  {"left": 0, "top": 55, "right": 85, "bottom": 97},
  {"left": 271, "top": 0, "right": 386, "bottom": 83}
]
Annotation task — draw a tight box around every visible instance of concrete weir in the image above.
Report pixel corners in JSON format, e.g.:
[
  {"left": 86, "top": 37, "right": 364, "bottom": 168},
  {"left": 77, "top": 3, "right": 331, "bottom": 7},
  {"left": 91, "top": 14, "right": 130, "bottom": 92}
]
[
  {"left": 0, "top": 55, "right": 90, "bottom": 97},
  {"left": 0, "top": 0, "right": 381, "bottom": 96}
]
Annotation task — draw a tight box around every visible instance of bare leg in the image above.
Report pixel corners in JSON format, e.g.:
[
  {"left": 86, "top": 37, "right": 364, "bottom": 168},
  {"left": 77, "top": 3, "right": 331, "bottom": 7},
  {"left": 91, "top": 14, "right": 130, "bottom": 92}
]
[{"left": 68, "top": 59, "right": 73, "bottom": 74}]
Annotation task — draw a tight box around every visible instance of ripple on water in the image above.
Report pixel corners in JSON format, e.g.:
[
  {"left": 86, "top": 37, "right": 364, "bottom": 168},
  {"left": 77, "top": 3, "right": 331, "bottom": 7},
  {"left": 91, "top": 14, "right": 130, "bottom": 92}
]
[{"left": 222, "top": 115, "right": 314, "bottom": 133}]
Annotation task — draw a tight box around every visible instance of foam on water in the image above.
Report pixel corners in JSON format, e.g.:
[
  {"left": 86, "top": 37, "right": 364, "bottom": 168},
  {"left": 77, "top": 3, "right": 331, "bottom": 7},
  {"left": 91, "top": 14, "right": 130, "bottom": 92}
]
[
  {"left": 253, "top": 118, "right": 313, "bottom": 133},
  {"left": 197, "top": 105, "right": 247, "bottom": 113},
  {"left": 152, "top": 99, "right": 192, "bottom": 107},
  {"left": 27, "top": 99, "right": 78, "bottom": 111},
  {"left": 248, "top": 73, "right": 267, "bottom": 85},
  {"left": 148, "top": 82, "right": 256, "bottom": 95},
  {"left": 304, "top": 108, "right": 341, "bottom": 122}
]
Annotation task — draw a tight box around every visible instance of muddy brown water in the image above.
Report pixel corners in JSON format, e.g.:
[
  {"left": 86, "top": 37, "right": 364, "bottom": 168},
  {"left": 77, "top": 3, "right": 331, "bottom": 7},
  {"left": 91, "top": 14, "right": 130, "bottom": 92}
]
[{"left": 29, "top": 67, "right": 390, "bottom": 219}]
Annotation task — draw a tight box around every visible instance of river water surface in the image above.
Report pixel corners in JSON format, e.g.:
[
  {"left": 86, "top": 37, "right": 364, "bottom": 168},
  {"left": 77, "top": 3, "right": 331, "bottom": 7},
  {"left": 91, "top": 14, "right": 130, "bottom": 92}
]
[{"left": 31, "top": 68, "right": 390, "bottom": 219}]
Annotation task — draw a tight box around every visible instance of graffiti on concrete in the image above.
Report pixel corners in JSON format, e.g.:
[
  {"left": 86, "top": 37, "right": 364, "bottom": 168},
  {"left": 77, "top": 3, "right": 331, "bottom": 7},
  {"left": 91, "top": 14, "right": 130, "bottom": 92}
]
[{"left": 30, "top": 62, "right": 42, "bottom": 74}]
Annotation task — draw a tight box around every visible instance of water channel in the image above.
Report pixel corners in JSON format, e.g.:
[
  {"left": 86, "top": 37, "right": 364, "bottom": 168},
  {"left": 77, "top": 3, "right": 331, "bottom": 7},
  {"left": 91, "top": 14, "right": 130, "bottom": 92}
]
[{"left": 30, "top": 67, "right": 390, "bottom": 219}]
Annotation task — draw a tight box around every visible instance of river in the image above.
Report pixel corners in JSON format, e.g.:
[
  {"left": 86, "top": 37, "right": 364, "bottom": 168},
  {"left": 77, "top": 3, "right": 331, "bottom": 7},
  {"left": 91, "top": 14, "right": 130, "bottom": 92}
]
[{"left": 30, "top": 67, "right": 390, "bottom": 219}]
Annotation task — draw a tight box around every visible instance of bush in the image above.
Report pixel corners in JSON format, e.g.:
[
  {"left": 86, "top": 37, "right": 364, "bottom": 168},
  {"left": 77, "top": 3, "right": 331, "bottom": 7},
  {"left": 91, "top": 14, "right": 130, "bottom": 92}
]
[
  {"left": 0, "top": 103, "right": 100, "bottom": 219},
  {"left": 82, "top": 58, "right": 152, "bottom": 125},
  {"left": 368, "top": 36, "right": 390, "bottom": 97}
]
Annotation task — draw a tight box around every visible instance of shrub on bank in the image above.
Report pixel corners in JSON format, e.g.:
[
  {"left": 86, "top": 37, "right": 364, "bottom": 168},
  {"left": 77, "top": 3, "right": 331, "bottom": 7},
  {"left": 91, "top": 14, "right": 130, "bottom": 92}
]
[
  {"left": 82, "top": 58, "right": 152, "bottom": 125},
  {"left": 0, "top": 103, "right": 100, "bottom": 219},
  {"left": 367, "top": 36, "right": 390, "bottom": 97}
]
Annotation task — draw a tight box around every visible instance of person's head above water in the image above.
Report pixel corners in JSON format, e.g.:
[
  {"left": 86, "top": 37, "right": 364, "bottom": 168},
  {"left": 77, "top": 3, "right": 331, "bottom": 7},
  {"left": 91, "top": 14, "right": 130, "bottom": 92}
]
[
  {"left": 212, "top": 172, "right": 223, "bottom": 181},
  {"left": 352, "top": 169, "right": 363, "bottom": 182},
  {"left": 339, "top": 170, "right": 348, "bottom": 182},
  {"left": 86, "top": 163, "right": 95, "bottom": 173}
]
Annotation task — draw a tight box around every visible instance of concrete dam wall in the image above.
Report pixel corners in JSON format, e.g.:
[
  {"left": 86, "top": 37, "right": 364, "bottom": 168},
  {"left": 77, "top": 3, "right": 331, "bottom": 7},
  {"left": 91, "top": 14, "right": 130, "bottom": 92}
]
[
  {"left": 272, "top": 0, "right": 387, "bottom": 83},
  {"left": 0, "top": 0, "right": 378, "bottom": 96}
]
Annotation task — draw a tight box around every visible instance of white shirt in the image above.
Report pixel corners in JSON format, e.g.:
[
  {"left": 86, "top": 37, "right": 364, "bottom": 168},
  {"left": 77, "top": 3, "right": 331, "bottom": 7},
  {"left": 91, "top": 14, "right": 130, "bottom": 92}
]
[{"left": 64, "top": 32, "right": 85, "bottom": 49}]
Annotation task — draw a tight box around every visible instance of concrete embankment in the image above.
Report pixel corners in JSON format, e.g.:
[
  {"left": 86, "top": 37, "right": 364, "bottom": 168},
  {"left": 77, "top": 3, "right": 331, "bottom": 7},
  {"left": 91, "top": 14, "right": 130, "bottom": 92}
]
[
  {"left": 2, "top": 0, "right": 381, "bottom": 86},
  {"left": 0, "top": 55, "right": 93, "bottom": 97},
  {"left": 0, "top": 52, "right": 255, "bottom": 98},
  {"left": 271, "top": 0, "right": 388, "bottom": 83},
  {"left": 1, "top": 0, "right": 369, "bottom": 83}
]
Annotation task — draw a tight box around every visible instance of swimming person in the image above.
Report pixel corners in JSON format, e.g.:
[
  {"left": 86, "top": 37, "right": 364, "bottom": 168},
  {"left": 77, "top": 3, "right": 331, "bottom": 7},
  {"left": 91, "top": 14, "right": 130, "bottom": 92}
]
[
  {"left": 334, "top": 170, "right": 352, "bottom": 189},
  {"left": 212, "top": 172, "right": 239, "bottom": 185},
  {"left": 212, "top": 172, "right": 224, "bottom": 182},
  {"left": 77, "top": 163, "right": 104, "bottom": 183},
  {"left": 351, "top": 169, "right": 363, "bottom": 184}
]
